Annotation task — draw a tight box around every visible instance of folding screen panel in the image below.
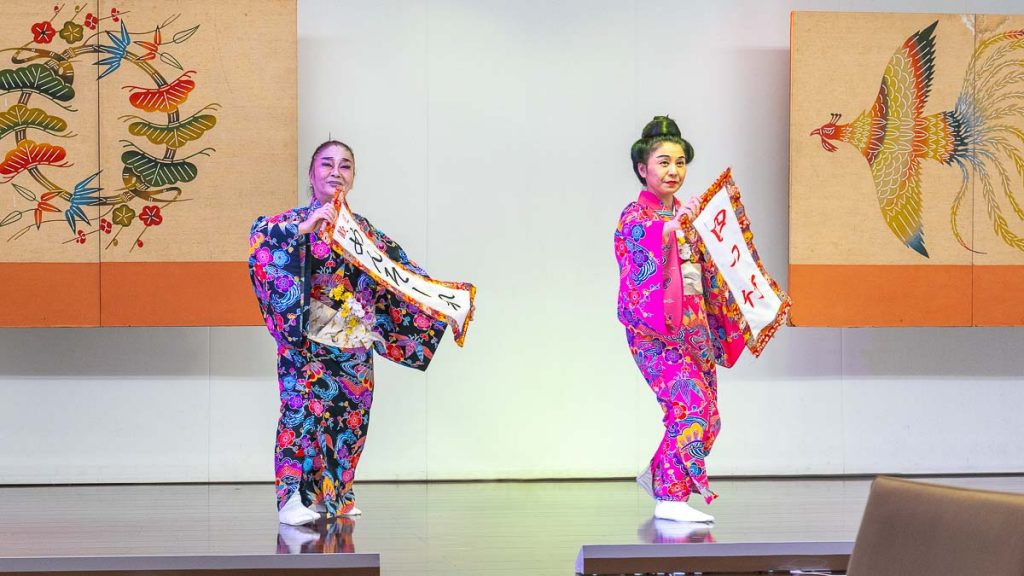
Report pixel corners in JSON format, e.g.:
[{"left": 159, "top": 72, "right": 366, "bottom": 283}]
[
  {"left": 0, "top": 0, "right": 296, "bottom": 326},
  {"left": 790, "top": 12, "right": 1024, "bottom": 326}
]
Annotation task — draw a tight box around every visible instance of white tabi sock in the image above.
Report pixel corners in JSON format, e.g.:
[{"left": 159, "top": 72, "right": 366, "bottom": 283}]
[
  {"left": 654, "top": 500, "right": 715, "bottom": 523},
  {"left": 339, "top": 505, "right": 362, "bottom": 517},
  {"left": 278, "top": 491, "right": 319, "bottom": 526},
  {"left": 652, "top": 517, "right": 713, "bottom": 541}
]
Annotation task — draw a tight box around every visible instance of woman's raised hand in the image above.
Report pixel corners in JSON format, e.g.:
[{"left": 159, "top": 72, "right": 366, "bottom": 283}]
[
  {"left": 663, "top": 216, "right": 683, "bottom": 242},
  {"left": 298, "top": 203, "right": 338, "bottom": 236},
  {"left": 663, "top": 197, "right": 702, "bottom": 243},
  {"left": 680, "top": 196, "right": 701, "bottom": 220}
]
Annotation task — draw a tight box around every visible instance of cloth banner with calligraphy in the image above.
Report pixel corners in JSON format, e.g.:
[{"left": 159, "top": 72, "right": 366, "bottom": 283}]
[
  {"left": 685, "top": 168, "right": 790, "bottom": 356},
  {"left": 327, "top": 200, "right": 476, "bottom": 346}
]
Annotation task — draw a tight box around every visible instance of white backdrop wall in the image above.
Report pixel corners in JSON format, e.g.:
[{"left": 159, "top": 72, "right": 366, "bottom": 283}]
[{"left": 1, "top": 0, "right": 1022, "bottom": 484}]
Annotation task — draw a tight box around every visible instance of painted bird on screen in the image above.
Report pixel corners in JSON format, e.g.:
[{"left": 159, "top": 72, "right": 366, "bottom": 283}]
[{"left": 811, "top": 20, "right": 1024, "bottom": 257}]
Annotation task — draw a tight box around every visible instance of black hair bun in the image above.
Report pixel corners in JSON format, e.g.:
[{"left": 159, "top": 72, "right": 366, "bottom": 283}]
[
  {"left": 629, "top": 115, "right": 694, "bottom": 184},
  {"left": 641, "top": 115, "right": 682, "bottom": 139}
]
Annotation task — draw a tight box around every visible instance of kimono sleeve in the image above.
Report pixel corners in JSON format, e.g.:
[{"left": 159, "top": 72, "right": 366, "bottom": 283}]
[
  {"left": 700, "top": 252, "right": 747, "bottom": 368},
  {"left": 361, "top": 218, "right": 447, "bottom": 371},
  {"left": 615, "top": 203, "right": 673, "bottom": 336},
  {"left": 248, "top": 213, "right": 309, "bottom": 350}
]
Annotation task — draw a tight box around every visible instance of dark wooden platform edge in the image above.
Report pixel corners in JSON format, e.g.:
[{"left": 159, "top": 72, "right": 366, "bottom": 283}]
[
  {"left": 576, "top": 540, "right": 853, "bottom": 575},
  {"left": 0, "top": 553, "right": 380, "bottom": 576}
]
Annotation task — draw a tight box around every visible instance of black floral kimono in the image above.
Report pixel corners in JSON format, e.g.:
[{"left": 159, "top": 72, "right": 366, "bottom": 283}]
[{"left": 249, "top": 198, "right": 446, "bottom": 516}]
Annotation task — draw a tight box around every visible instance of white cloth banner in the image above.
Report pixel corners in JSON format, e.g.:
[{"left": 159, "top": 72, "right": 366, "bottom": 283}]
[
  {"left": 329, "top": 201, "right": 475, "bottom": 346},
  {"left": 690, "top": 169, "right": 789, "bottom": 354}
]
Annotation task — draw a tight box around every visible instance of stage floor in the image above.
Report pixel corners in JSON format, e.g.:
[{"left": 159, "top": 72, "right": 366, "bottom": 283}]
[{"left": 1, "top": 475, "right": 1021, "bottom": 575}]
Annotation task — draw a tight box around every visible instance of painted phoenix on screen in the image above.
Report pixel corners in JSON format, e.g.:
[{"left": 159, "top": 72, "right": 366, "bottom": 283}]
[{"left": 811, "top": 20, "right": 1024, "bottom": 257}]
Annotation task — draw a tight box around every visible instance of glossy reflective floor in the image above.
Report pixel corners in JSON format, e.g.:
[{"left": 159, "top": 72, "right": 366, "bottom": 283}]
[{"left": 1, "top": 476, "right": 1022, "bottom": 575}]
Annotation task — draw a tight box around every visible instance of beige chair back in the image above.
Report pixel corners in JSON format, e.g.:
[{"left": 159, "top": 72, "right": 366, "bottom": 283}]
[{"left": 847, "top": 476, "right": 1024, "bottom": 576}]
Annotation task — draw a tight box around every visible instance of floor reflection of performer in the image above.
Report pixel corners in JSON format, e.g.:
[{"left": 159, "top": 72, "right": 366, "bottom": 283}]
[
  {"left": 277, "top": 517, "right": 356, "bottom": 554},
  {"left": 615, "top": 117, "right": 746, "bottom": 524},
  {"left": 250, "top": 140, "right": 447, "bottom": 526}
]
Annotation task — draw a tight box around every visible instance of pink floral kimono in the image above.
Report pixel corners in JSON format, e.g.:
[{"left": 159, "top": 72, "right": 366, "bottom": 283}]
[{"left": 614, "top": 190, "right": 746, "bottom": 504}]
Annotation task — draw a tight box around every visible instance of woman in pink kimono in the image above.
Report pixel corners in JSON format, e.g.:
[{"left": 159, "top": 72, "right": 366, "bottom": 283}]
[{"left": 614, "top": 116, "right": 746, "bottom": 523}]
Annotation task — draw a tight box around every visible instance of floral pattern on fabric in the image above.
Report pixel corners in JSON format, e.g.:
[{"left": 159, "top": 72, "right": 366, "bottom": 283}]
[
  {"left": 249, "top": 199, "right": 447, "bottom": 516},
  {"left": 615, "top": 190, "right": 747, "bottom": 505}
]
